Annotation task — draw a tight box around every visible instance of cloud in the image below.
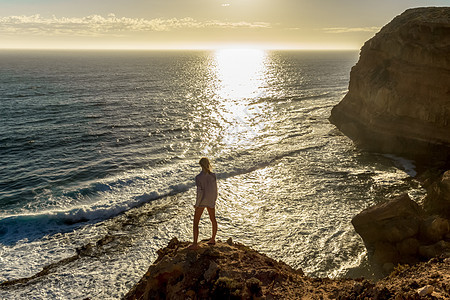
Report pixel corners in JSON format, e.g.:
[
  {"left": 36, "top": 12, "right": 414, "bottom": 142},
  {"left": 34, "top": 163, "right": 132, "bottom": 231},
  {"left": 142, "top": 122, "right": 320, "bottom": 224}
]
[
  {"left": 322, "top": 26, "right": 380, "bottom": 34},
  {"left": 0, "top": 14, "right": 271, "bottom": 37}
]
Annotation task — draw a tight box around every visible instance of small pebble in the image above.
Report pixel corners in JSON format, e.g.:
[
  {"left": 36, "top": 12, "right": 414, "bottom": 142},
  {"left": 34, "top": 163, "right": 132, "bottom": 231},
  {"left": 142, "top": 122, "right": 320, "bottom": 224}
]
[{"left": 416, "top": 285, "right": 434, "bottom": 297}]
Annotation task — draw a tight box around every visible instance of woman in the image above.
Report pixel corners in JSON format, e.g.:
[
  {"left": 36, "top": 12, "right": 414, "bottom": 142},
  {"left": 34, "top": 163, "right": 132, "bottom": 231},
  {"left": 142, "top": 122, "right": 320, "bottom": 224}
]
[{"left": 189, "top": 157, "right": 218, "bottom": 249}]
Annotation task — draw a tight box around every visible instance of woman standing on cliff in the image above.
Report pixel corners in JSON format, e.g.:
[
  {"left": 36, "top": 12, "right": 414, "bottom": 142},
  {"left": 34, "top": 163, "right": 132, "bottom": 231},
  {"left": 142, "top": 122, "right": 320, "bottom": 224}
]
[{"left": 189, "top": 157, "right": 218, "bottom": 249}]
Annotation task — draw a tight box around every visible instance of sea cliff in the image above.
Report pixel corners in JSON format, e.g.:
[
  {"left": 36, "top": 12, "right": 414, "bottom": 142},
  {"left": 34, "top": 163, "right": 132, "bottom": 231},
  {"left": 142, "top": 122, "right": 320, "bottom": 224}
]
[
  {"left": 329, "top": 7, "right": 450, "bottom": 165},
  {"left": 328, "top": 6, "right": 450, "bottom": 272}
]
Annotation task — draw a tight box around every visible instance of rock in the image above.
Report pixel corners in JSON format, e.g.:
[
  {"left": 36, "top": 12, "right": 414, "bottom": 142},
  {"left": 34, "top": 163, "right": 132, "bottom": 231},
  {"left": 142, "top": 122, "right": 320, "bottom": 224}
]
[
  {"left": 352, "top": 194, "right": 423, "bottom": 249},
  {"left": 424, "top": 170, "right": 450, "bottom": 217},
  {"left": 416, "top": 285, "right": 434, "bottom": 297},
  {"left": 122, "top": 238, "right": 450, "bottom": 299},
  {"left": 373, "top": 241, "right": 398, "bottom": 265},
  {"left": 226, "top": 237, "right": 233, "bottom": 246},
  {"left": 204, "top": 261, "right": 218, "bottom": 282},
  {"left": 420, "top": 215, "right": 450, "bottom": 243},
  {"left": 396, "top": 238, "right": 420, "bottom": 257},
  {"left": 351, "top": 194, "right": 436, "bottom": 266},
  {"left": 122, "top": 239, "right": 330, "bottom": 299},
  {"left": 419, "top": 240, "right": 450, "bottom": 259},
  {"left": 352, "top": 192, "right": 450, "bottom": 266},
  {"left": 329, "top": 7, "right": 450, "bottom": 163}
]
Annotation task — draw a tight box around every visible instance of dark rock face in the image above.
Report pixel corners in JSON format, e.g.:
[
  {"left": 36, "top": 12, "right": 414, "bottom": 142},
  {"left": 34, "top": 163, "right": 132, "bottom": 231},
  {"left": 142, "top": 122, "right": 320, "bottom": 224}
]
[{"left": 329, "top": 7, "right": 450, "bottom": 165}]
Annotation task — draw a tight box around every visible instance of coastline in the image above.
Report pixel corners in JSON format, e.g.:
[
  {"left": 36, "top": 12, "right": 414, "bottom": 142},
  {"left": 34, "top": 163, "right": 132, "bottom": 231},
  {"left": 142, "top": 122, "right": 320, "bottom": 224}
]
[
  {"left": 1, "top": 6, "right": 449, "bottom": 298},
  {"left": 121, "top": 6, "right": 450, "bottom": 300}
]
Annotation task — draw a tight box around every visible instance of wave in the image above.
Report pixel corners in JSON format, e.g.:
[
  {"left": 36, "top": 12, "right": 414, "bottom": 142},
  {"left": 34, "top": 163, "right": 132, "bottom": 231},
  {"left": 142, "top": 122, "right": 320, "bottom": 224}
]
[
  {"left": 217, "top": 143, "right": 326, "bottom": 180},
  {"left": 0, "top": 181, "right": 192, "bottom": 245},
  {"left": 4, "top": 89, "right": 58, "bottom": 99},
  {"left": 253, "top": 90, "right": 344, "bottom": 105},
  {"left": 382, "top": 154, "right": 417, "bottom": 177},
  {"left": 0, "top": 144, "right": 325, "bottom": 245}
]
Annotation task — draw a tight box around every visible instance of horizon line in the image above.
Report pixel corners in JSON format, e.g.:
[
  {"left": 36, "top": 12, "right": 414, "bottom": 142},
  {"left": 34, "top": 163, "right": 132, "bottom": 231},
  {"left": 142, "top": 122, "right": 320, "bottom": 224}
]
[{"left": 0, "top": 46, "right": 360, "bottom": 51}]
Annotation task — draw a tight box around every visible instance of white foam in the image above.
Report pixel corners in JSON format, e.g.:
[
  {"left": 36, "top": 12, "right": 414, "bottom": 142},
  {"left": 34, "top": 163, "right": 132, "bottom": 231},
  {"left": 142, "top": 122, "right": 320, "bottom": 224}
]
[{"left": 383, "top": 154, "right": 417, "bottom": 177}]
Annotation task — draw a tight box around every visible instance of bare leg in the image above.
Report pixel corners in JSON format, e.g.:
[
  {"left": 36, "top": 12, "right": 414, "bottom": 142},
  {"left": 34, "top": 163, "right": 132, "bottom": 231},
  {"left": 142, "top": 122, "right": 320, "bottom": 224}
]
[
  {"left": 189, "top": 207, "right": 204, "bottom": 249},
  {"left": 206, "top": 207, "right": 217, "bottom": 244}
]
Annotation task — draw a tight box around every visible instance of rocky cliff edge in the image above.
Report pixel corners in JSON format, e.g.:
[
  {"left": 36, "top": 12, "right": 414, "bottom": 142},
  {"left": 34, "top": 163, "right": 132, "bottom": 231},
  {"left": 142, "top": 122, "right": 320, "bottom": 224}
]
[{"left": 123, "top": 238, "right": 450, "bottom": 300}]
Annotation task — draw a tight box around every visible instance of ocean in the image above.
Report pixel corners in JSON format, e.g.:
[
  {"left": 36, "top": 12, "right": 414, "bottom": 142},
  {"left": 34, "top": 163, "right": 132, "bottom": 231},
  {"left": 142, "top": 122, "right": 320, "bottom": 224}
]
[{"left": 0, "top": 49, "right": 424, "bottom": 299}]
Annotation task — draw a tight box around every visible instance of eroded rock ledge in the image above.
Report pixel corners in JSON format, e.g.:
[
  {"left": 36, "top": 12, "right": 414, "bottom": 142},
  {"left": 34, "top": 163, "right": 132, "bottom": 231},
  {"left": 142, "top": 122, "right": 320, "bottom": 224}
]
[
  {"left": 123, "top": 238, "right": 450, "bottom": 300},
  {"left": 329, "top": 7, "right": 450, "bottom": 164}
]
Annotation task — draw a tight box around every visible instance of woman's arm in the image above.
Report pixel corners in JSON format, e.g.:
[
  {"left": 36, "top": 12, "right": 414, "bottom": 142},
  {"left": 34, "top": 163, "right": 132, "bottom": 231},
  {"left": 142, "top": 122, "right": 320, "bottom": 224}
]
[{"left": 194, "top": 175, "right": 204, "bottom": 207}]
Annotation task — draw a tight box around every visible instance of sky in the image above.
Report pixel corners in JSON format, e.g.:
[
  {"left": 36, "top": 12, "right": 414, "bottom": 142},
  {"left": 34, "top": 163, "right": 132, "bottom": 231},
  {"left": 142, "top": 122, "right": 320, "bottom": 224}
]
[{"left": 0, "top": 0, "right": 449, "bottom": 50}]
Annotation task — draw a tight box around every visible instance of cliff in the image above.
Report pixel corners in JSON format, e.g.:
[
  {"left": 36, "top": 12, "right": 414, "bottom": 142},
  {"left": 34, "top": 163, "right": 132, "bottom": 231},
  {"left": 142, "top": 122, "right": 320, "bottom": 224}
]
[
  {"left": 123, "top": 238, "right": 450, "bottom": 299},
  {"left": 329, "top": 5, "right": 450, "bottom": 274},
  {"left": 329, "top": 7, "right": 450, "bottom": 165}
]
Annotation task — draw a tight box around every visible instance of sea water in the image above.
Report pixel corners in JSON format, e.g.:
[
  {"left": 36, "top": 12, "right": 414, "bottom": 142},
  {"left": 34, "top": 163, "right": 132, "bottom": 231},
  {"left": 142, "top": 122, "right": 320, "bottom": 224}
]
[{"left": 0, "top": 49, "right": 424, "bottom": 299}]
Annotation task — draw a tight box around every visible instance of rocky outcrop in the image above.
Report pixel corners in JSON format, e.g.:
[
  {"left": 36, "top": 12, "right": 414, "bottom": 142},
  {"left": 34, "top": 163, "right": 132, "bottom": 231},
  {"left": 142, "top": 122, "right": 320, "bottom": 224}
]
[
  {"left": 123, "top": 238, "right": 450, "bottom": 300},
  {"left": 329, "top": 7, "right": 450, "bottom": 164},
  {"left": 352, "top": 194, "right": 450, "bottom": 273},
  {"left": 122, "top": 238, "right": 355, "bottom": 299}
]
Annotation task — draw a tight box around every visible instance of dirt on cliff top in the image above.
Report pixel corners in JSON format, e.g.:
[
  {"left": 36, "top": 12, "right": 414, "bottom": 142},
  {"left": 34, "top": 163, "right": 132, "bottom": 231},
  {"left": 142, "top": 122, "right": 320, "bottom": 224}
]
[{"left": 123, "top": 238, "right": 450, "bottom": 300}]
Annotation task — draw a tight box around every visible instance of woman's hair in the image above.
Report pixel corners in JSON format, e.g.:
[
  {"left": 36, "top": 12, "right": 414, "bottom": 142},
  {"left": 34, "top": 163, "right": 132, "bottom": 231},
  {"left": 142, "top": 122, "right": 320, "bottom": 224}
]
[{"left": 199, "top": 157, "right": 212, "bottom": 173}]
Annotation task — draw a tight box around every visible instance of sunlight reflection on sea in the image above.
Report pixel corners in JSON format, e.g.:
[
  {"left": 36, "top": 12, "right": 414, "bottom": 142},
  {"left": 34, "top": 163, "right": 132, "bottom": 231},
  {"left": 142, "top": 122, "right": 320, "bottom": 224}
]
[{"left": 0, "top": 50, "right": 426, "bottom": 299}]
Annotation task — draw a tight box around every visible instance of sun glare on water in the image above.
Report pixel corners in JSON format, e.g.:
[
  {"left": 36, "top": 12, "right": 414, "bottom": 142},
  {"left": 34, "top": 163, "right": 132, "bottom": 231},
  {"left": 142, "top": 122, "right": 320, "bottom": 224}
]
[
  {"left": 207, "top": 48, "right": 272, "bottom": 150},
  {"left": 214, "top": 48, "right": 267, "bottom": 100}
]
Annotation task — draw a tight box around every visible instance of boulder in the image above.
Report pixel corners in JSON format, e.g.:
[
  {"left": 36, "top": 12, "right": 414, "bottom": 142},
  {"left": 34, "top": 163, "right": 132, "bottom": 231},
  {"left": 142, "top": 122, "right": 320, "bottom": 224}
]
[
  {"left": 122, "top": 238, "right": 321, "bottom": 300},
  {"left": 329, "top": 7, "right": 450, "bottom": 164},
  {"left": 352, "top": 194, "right": 423, "bottom": 246},
  {"left": 417, "top": 285, "right": 434, "bottom": 297},
  {"left": 420, "top": 215, "right": 450, "bottom": 243},
  {"left": 352, "top": 194, "right": 424, "bottom": 265},
  {"left": 424, "top": 170, "right": 450, "bottom": 217}
]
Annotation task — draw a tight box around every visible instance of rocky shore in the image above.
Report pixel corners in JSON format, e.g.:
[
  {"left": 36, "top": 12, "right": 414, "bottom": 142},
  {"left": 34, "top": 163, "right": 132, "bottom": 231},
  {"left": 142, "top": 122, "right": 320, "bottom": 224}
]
[
  {"left": 329, "top": 6, "right": 450, "bottom": 276},
  {"left": 123, "top": 238, "right": 450, "bottom": 299},
  {"left": 124, "top": 171, "right": 450, "bottom": 299}
]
